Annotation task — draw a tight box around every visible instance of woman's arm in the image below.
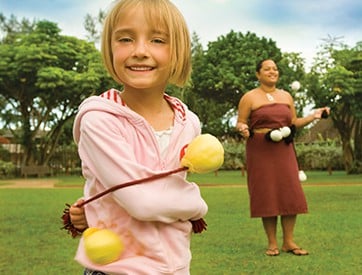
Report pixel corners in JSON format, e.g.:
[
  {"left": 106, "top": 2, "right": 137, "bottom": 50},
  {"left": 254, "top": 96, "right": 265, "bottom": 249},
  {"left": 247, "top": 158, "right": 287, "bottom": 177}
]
[
  {"left": 289, "top": 93, "right": 330, "bottom": 128},
  {"left": 236, "top": 93, "right": 252, "bottom": 138}
]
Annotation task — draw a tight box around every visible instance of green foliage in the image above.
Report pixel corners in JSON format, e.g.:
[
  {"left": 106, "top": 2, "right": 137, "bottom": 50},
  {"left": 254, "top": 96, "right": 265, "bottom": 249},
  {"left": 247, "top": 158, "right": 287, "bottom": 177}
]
[
  {"left": 219, "top": 139, "right": 344, "bottom": 171},
  {"left": 83, "top": 10, "right": 106, "bottom": 44},
  {"left": 220, "top": 139, "right": 245, "bottom": 170},
  {"left": 2, "top": 14, "right": 361, "bottom": 175},
  {"left": 0, "top": 145, "right": 10, "bottom": 161},
  {"left": 295, "top": 142, "right": 344, "bottom": 170},
  {"left": 0, "top": 160, "right": 16, "bottom": 178},
  {"left": 192, "top": 31, "right": 282, "bottom": 105},
  {"left": 308, "top": 37, "right": 362, "bottom": 173},
  {"left": 187, "top": 30, "right": 307, "bottom": 136},
  {"left": 0, "top": 16, "right": 116, "bottom": 166}
]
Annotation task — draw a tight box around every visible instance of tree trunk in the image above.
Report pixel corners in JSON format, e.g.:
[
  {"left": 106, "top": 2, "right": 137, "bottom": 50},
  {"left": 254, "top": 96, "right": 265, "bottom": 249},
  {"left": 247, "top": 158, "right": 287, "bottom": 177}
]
[
  {"left": 333, "top": 117, "right": 355, "bottom": 173},
  {"left": 341, "top": 138, "right": 354, "bottom": 173},
  {"left": 21, "top": 104, "right": 35, "bottom": 166},
  {"left": 352, "top": 119, "right": 362, "bottom": 173}
]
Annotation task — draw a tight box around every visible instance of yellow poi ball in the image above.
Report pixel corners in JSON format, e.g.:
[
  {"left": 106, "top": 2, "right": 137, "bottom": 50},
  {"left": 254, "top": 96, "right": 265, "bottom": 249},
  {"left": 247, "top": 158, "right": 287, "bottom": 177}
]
[
  {"left": 83, "top": 227, "right": 124, "bottom": 265},
  {"left": 181, "top": 134, "right": 224, "bottom": 174}
]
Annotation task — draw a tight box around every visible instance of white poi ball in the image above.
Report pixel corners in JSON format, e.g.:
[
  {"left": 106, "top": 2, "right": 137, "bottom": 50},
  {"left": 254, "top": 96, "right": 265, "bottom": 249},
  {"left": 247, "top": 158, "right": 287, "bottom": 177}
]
[
  {"left": 291, "top": 81, "right": 301, "bottom": 91},
  {"left": 299, "top": 170, "right": 307, "bottom": 182},
  {"left": 280, "top": 126, "right": 291, "bottom": 138},
  {"left": 270, "top": 130, "right": 283, "bottom": 142}
]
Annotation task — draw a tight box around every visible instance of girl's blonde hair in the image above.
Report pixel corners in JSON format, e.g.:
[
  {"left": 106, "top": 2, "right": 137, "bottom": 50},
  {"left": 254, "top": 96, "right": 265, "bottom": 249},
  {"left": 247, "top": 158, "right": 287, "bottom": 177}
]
[{"left": 101, "top": 0, "right": 191, "bottom": 87}]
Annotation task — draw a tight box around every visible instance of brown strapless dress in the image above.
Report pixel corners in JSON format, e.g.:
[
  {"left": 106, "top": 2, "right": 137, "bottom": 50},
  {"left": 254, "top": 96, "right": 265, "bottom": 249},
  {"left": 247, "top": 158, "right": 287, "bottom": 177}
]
[{"left": 246, "top": 103, "right": 308, "bottom": 217}]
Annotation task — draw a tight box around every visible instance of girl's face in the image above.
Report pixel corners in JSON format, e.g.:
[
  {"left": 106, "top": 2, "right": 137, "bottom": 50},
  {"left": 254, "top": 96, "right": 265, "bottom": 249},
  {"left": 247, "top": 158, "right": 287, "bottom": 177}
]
[
  {"left": 111, "top": 6, "right": 171, "bottom": 92},
  {"left": 256, "top": 60, "right": 279, "bottom": 85}
]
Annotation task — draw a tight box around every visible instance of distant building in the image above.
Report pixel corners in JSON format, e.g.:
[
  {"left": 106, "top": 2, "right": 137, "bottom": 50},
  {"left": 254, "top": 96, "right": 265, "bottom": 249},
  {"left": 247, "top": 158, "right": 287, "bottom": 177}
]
[{"left": 296, "top": 118, "right": 340, "bottom": 143}]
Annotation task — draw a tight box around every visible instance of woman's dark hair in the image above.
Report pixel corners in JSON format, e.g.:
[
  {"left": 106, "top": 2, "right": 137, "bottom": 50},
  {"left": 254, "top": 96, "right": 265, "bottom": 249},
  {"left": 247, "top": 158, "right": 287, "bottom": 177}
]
[{"left": 256, "top": 59, "right": 271, "bottom": 72}]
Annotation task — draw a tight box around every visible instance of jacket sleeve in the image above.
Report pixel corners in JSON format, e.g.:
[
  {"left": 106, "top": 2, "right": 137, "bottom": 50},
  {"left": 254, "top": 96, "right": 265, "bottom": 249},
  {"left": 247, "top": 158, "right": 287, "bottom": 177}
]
[{"left": 76, "top": 110, "right": 207, "bottom": 224}]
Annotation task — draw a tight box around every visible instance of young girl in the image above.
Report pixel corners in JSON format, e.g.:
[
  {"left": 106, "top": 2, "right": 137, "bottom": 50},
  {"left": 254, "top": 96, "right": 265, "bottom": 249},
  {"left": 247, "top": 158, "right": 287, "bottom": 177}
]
[{"left": 70, "top": 0, "right": 207, "bottom": 274}]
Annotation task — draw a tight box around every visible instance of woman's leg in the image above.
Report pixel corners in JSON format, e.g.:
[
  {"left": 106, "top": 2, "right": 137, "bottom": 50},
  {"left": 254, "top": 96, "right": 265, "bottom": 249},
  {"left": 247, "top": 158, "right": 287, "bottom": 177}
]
[
  {"left": 281, "top": 215, "right": 308, "bottom": 255},
  {"left": 262, "top": 216, "right": 279, "bottom": 255}
]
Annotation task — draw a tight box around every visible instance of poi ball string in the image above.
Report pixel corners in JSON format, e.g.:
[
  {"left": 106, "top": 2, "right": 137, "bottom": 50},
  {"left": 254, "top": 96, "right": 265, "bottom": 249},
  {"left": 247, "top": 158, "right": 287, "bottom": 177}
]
[
  {"left": 79, "top": 167, "right": 188, "bottom": 207},
  {"left": 61, "top": 167, "right": 188, "bottom": 237}
]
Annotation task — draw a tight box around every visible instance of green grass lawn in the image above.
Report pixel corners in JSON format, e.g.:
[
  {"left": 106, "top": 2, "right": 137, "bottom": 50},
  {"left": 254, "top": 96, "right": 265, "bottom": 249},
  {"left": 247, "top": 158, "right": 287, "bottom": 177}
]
[
  {"left": 188, "top": 169, "right": 362, "bottom": 185},
  {"left": 1, "top": 170, "right": 360, "bottom": 188},
  {"left": 0, "top": 171, "right": 361, "bottom": 274},
  {"left": 0, "top": 169, "right": 354, "bottom": 187}
]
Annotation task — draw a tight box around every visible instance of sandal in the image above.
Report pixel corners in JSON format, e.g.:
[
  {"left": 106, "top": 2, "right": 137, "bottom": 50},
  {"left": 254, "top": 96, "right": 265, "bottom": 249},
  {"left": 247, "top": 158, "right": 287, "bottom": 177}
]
[
  {"left": 265, "top": 248, "right": 280, "bottom": 256},
  {"left": 284, "top": 247, "right": 309, "bottom": 256}
]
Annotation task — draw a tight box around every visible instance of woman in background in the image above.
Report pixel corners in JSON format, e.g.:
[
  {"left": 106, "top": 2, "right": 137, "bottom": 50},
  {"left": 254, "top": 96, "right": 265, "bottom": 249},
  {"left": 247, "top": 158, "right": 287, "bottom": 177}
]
[{"left": 236, "top": 59, "right": 329, "bottom": 256}]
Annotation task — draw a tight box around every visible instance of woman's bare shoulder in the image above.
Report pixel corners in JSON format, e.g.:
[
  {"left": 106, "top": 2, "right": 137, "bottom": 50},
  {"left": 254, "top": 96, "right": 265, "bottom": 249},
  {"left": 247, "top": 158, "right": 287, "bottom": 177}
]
[
  {"left": 278, "top": 89, "right": 294, "bottom": 102},
  {"left": 278, "top": 89, "right": 292, "bottom": 96},
  {"left": 240, "top": 89, "right": 258, "bottom": 101},
  {"left": 245, "top": 88, "right": 258, "bottom": 95}
]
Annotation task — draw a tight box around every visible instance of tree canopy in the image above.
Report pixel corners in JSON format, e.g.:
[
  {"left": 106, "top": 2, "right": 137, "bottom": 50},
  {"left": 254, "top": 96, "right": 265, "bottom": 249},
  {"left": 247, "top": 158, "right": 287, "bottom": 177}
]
[
  {"left": 308, "top": 38, "right": 362, "bottom": 173},
  {"left": 186, "top": 30, "right": 306, "bottom": 135},
  {"left": 0, "top": 15, "right": 115, "bottom": 165},
  {"left": 0, "top": 13, "right": 360, "bottom": 174}
]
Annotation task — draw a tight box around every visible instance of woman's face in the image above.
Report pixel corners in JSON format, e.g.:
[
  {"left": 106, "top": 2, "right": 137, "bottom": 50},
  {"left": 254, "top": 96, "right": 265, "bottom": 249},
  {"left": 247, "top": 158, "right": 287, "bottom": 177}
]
[
  {"left": 257, "top": 60, "right": 279, "bottom": 86},
  {"left": 111, "top": 6, "right": 171, "bottom": 92}
]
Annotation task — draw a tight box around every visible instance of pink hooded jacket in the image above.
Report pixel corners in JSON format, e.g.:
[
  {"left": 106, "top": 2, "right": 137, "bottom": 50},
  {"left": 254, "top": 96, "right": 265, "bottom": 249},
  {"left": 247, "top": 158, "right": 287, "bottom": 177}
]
[{"left": 73, "top": 89, "right": 208, "bottom": 275}]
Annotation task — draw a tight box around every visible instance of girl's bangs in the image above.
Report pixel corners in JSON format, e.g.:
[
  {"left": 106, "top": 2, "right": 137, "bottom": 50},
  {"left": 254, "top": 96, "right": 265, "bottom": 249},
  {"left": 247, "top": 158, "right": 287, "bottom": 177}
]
[{"left": 144, "top": 5, "right": 170, "bottom": 37}]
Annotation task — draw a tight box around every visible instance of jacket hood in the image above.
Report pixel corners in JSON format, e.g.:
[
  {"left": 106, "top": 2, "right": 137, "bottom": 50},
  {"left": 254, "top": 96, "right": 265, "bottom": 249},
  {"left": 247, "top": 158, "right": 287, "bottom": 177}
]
[{"left": 73, "top": 92, "right": 189, "bottom": 144}]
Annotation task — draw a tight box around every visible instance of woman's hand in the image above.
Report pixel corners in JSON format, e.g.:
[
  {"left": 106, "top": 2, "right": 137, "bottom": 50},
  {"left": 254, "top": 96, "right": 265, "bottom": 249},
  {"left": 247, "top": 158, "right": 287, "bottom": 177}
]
[
  {"left": 313, "top": 107, "right": 330, "bottom": 119},
  {"left": 236, "top": 122, "right": 250, "bottom": 139}
]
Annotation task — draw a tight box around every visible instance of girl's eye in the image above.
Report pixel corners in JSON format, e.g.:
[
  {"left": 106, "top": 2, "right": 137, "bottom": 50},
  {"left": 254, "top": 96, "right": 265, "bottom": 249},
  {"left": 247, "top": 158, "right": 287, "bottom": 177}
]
[
  {"left": 152, "top": 38, "right": 166, "bottom": 44},
  {"left": 118, "top": 37, "right": 133, "bottom": 43}
]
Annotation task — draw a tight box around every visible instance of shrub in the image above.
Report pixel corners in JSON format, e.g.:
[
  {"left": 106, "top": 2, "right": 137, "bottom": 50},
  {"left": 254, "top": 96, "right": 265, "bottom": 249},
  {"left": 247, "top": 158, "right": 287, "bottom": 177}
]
[
  {"left": 295, "top": 141, "right": 344, "bottom": 170},
  {"left": 0, "top": 146, "right": 11, "bottom": 161},
  {"left": 0, "top": 160, "right": 16, "bottom": 178},
  {"left": 220, "top": 138, "right": 245, "bottom": 170},
  {"left": 220, "top": 139, "right": 344, "bottom": 171}
]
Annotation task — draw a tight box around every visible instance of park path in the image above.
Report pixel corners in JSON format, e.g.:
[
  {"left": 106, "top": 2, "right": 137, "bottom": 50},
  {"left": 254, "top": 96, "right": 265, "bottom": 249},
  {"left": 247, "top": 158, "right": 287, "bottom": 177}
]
[
  {"left": 0, "top": 178, "right": 57, "bottom": 188},
  {"left": 0, "top": 178, "right": 361, "bottom": 189},
  {"left": 0, "top": 179, "right": 246, "bottom": 189}
]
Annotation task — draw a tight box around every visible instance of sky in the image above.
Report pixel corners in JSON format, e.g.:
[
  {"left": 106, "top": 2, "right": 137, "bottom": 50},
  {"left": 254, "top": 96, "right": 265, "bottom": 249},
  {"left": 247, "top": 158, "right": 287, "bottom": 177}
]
[{"left": 2, "top": 0, "right": 362, "bottom": 68}]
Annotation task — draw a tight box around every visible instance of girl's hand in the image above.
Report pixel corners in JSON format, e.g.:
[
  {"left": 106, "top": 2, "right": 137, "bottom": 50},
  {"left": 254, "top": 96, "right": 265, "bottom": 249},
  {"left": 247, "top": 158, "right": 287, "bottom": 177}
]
[
  {"left": 70, "top": 199, "right": 88, "bottom": 231},
  {"left": 191, "top": 218, "right": 207, "bottom": 233}
]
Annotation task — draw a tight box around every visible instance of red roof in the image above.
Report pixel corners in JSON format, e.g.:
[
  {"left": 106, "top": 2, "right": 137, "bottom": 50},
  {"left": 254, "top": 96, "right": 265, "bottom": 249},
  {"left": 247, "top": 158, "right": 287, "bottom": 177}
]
[{"left": 0, "top": 136, "right": 10, "bottom": 144}]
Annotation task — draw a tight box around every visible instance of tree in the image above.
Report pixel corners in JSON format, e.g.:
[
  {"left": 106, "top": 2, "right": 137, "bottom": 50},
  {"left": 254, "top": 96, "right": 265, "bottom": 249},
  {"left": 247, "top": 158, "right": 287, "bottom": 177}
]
[
  {"left": 83, "top": 10, "right": 106, "bottom": 44},
  {"left": 0, "top": 13, "right": 35, "bottom": 43},
  {"left": 0, "top": 17, "right": 115, "bottom": 166},
  {"left": 308, "top": 37, "right": 362, "bottom": 173},
  {"left": 190, "top": 30, "right": 306, "bottom": 135}
]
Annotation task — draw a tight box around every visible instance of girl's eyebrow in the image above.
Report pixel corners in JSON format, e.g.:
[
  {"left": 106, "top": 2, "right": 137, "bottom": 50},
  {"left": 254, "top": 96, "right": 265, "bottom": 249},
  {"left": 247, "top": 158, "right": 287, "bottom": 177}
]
[
  {"left": 113, "top": 28, "right": 133, "bottom": 35},
  {"left": 153, "top": 31, "right": 169, "bottom": 37},
  {"left": 151, "top": 27, "right": 169, "bottom": 36},
  {"left": 113, "top": 27, "right": 169, "bottom": 37}
]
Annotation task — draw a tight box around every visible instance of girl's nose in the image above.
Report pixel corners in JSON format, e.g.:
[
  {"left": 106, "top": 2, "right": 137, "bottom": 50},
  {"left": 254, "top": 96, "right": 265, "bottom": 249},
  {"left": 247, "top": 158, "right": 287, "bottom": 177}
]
[{"left": 132, "top": 40, "right": 148, "bottom": 58}]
